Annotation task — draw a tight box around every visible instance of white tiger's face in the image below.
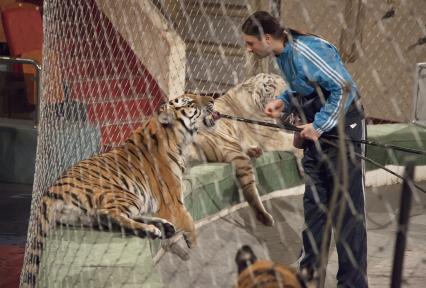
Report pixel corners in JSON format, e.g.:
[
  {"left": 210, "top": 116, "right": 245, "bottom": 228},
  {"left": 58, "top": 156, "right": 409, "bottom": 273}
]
[
  {"left": 159, "top": 95, "right": 217, "bottom": 132},
  {"left": 248, "top": 73, "right": 286, "bottom": 108}
]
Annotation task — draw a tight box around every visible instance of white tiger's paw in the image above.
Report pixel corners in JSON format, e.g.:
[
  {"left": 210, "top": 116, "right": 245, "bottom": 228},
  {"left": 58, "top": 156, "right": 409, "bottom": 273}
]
[
  {"left": 245, "top": 147, "right": 263, "bottom": 158},
  {"left": 256, "top": 211, "right": 275, "bottom": 227}
]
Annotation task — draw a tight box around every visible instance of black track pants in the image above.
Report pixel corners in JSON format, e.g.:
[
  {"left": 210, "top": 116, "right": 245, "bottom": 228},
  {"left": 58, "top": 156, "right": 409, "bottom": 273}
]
[{"left": 299, "top": 117, "right": 368, "bottom": 288}]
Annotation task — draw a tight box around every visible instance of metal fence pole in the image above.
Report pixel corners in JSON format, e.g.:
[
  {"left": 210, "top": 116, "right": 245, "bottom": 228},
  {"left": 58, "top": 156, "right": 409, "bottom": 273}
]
[{"left": 390, "top": 159, "right": 416, "bottom": 288}]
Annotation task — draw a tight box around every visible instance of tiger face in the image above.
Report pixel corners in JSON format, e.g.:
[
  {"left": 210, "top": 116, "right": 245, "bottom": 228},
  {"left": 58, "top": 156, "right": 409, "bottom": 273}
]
[
  {"left": 243, "top": 73, "right": 286, "bottom": 109},
  {"left": 158, "top": 94, "right": 217, "bottom": 132}
]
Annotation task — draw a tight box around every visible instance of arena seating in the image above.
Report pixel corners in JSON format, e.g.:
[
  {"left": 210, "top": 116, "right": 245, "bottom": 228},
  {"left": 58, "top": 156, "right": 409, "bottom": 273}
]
[
  {"left": 1, "top": 2, "right": 42, "bottom": 105},
  {"left": 60, "top": 0, "right": 165, "bottom": 148}
]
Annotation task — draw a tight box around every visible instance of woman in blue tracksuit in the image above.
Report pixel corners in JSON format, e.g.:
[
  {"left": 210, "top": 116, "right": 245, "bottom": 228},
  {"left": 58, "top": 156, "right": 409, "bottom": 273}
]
[{"left": 242, "top": 11, "right": 368, "bottom": 288}]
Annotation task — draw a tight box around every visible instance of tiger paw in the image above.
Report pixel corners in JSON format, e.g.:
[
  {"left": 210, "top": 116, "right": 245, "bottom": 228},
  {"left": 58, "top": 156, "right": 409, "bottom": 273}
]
[
  {"left": 132, "top": 216, "right": 176, "bottom": 239},
  {"left": 256, "top": 211, "right": 275, "bottom": 227},
  {"left": 148, "top": 219, "right": 176, "bottom": 239},
  {"left": 245, "top": 147, "right": 263, "bottom": 158},
  {"left": 139, "top": 224, "right": 162, "bottom": 239}
]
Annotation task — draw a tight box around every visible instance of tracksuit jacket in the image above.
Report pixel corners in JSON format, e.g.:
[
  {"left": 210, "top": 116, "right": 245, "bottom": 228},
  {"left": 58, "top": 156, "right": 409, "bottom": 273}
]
[{"left": 275, "top": 34, "right": 358, "bottom": 134}]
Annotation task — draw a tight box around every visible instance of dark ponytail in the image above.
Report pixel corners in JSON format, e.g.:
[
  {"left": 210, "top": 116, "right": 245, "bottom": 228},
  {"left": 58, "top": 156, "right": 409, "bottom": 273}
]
[
  {"left": 242, "top": 11, "right": 312, "bottom": 40},
  {"left": 242, "top": 11, "right": 284, "bottom": 39}
]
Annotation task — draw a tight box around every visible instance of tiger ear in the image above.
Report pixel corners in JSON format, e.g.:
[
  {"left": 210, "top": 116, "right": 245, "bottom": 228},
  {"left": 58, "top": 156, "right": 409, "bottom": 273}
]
[
  {"left": 158, "top": 101, "right": 167, "bottom": 112},
  {"left": 157, "top": 101, "right": 174, "bottom": 125}
]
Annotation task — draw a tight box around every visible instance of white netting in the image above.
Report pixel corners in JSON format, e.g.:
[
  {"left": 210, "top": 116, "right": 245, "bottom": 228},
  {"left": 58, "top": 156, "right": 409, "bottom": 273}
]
[{"left": 21, "top": 0, "right": 426, "bottom": 287}]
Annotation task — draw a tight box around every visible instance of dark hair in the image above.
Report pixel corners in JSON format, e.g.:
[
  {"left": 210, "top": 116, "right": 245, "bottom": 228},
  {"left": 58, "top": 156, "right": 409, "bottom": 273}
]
[
  {"left": 242, "top": 11, "right": 311, "bottom": 40},
  {"left": 241, "top": 11, "right": 284, "bottom": 39}
]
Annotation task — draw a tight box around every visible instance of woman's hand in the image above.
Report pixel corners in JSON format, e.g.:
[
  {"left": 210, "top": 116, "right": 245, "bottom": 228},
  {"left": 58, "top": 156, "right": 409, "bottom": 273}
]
[
  {"left": 297, "top": 123, "right": 321, "bottom": 141},
  {"left": 264, "top": 99, "right": 285, "bottom": 118}
]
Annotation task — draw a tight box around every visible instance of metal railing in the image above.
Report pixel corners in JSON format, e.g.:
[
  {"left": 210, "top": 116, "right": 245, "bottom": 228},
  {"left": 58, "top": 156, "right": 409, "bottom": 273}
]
[
  {"left": 412, "top": 62, "right": 426, "bottom": 128},
  {"left": 390, "top": 159, "right": 415, "bottom": 288},
  {"left": 0, "top": 56, "right": 41, "bottom": 127}
]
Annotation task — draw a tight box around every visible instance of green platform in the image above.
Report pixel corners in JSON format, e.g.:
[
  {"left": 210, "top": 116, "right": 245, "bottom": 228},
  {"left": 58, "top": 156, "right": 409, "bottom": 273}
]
[
  {"left": 365, "top": 124, "right": 426, "bottom": 169},
  {"left": 184, "top": 151, "right": 303, "bottom": 221},
  {"left": 0, "top": 119, "right": 99, "bottom": 184},
  {"left": 0, "top": 119, "right": 37, "bottom": 184},
  {"left": 38, "top": 228, "right": 162, "bottom": 288},
  {"left": 1, "top": 122, "right": 424, "bottom": 185}
]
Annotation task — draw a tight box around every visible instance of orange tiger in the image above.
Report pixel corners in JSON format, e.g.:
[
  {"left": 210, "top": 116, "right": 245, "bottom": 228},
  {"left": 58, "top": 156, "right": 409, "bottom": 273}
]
[
  {"left": 21, "top": 94, "right": 217, "bottom": 288},
  {"left": 235, "top": 245, "right": 316, "bottom": 288}
]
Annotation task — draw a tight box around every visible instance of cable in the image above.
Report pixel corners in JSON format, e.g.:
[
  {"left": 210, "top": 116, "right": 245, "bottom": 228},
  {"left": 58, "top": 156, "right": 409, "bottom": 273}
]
[
  {"left": 219, "top": 113, "right": 426, "bottom": 193},
  {"left": 320, "top": 138, "right": 426, "bottom": 193},
  {"left": 219, "top": 113, "right": 426, "bottom": 155}
]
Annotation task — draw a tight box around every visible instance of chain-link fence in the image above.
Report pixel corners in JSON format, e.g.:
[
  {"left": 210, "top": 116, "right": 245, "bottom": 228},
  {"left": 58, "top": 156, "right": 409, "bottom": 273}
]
[{"left": 21, "top": 0, "right": 426, "bottom": 287}]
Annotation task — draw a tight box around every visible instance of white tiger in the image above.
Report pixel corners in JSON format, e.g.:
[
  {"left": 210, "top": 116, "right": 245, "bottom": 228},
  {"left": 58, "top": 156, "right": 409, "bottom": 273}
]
[{"left": 187, "top": 73, "right": 301, "bottom": 226}]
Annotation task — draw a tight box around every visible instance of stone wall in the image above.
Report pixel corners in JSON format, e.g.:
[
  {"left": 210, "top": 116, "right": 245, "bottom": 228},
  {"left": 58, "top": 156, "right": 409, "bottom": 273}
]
[{"left": 95, "top": 0, "right": 186, "bottom": 99}]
